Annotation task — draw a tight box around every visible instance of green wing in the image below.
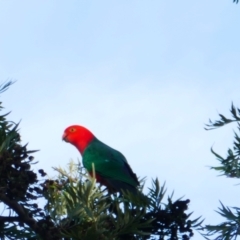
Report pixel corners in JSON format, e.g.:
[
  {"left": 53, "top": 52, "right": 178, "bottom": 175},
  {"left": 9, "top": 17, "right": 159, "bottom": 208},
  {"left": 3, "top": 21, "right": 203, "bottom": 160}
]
[{"left": 82, "top": 139, "right": 139, "bottom": 188}]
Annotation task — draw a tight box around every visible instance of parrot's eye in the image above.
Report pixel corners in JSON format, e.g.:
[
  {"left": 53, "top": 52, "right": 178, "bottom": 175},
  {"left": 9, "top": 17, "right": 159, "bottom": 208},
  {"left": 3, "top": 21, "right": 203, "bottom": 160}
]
[{"left": 69, "top": 128, "right": 76, "bottom": 132}]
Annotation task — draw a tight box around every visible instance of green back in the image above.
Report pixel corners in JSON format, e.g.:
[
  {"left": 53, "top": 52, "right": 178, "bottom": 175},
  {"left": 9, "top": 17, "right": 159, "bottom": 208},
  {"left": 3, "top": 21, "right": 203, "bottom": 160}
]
[{"left": 82, "top": 138, "right": 138, "bottom": 188}]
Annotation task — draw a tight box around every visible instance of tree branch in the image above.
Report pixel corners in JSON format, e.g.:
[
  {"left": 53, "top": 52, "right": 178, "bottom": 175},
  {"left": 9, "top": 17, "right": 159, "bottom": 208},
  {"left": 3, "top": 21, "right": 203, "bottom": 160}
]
[
  {"left": 0, "top": 193, "right": 37, "bottom": 226},
  {"left": 0, "top": 216, "right": 22, "bottom": 222},
  {"left": 0, "top": 193, "right": 60, "bottom": 239}
]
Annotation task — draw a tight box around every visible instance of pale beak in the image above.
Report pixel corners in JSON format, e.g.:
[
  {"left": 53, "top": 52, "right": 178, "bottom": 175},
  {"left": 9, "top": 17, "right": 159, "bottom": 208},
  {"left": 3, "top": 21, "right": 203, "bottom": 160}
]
[{"left": 62, "top": 132, "right": 68, "bottom": 142}]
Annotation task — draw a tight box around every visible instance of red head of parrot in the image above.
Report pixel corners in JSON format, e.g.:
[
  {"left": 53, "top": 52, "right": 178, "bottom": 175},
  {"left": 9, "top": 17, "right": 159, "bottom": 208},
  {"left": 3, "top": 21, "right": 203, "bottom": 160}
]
[{"left": 62, "top": 125, "right": 95, "bottom": 155}]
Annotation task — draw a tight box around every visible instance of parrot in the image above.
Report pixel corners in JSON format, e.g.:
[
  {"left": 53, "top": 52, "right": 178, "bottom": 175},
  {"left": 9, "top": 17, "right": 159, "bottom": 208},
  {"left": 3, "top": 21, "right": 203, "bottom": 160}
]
[{"left": 62, "top": 125, "right": 140, "bottom": 193}]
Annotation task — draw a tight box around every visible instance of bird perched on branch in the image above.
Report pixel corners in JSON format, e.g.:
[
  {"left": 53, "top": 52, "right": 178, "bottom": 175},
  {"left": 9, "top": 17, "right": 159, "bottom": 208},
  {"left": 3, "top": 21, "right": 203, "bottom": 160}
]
[{"left": 62, "top": 125, "right": 139, "bottom": 193}]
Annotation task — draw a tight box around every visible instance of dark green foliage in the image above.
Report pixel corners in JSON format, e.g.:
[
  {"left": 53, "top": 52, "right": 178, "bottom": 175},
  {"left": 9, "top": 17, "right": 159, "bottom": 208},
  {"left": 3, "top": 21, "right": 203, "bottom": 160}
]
[
  {"left": 0, "top": 81, "right": 201, "bottom": 239},
  {"left": 209, "top": 146, "right": 240, "bottom": 178},
  {"left": 0, "top": 82, "right": 60, "bottom": 239},
  {"left": 202, "top": 103, "right": 240, "bottom": 239},
  {"left": 205, "top": 103, "right": 240, "bottom": 178},
  {"left": 203, "top": 202, "right": 240, "bottom": 240},
  {"left": 205, "top": 103, "right": 240, "bottom": 130},
  {"left": 45, "top": 164, "right": 202, "bottom": 240}
]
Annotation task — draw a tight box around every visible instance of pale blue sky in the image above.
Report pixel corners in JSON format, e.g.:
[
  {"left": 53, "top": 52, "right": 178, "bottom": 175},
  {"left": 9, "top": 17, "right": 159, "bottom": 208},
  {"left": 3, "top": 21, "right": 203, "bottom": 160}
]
[{"left": 0, "top": 1, "right": 240, "bottom": 239}]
